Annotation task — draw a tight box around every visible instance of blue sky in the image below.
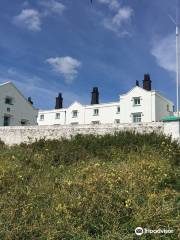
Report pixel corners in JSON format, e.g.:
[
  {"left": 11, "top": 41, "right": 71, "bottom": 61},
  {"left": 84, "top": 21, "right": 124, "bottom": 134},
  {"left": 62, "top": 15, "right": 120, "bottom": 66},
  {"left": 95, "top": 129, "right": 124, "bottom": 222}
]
[{"left": 0, "top": 0, "right": 179, "bottom": 109}]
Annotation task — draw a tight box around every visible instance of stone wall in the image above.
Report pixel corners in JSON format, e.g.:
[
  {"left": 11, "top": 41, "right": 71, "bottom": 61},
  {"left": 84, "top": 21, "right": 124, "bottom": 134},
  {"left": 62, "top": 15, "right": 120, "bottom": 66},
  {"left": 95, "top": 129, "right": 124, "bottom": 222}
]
[{"left": 0, "top": 122, "right": 164, "bottom": 145}]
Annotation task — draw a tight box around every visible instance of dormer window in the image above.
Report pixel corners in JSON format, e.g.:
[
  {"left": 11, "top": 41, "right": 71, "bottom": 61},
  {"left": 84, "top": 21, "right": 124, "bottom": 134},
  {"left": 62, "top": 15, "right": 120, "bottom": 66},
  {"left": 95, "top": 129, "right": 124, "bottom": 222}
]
[
  {"left": 5, "top": 97, "right": 13, "bottom": 105},
  {"left": 72, "top": 110, "right": 78, "bottom": 118},
  {"left": 133, "top": 97, "right": 141, "bottom": 106},
  {"left": 93, "top": 109, "right": 99, "bottom": 116}
]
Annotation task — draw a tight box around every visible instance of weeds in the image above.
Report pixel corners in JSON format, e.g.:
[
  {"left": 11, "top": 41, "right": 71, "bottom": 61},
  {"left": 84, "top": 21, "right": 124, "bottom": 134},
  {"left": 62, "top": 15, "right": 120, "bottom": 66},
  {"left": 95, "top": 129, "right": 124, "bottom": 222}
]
[{"left": 0, "top": 132, "right": 179, "bottom": 239}]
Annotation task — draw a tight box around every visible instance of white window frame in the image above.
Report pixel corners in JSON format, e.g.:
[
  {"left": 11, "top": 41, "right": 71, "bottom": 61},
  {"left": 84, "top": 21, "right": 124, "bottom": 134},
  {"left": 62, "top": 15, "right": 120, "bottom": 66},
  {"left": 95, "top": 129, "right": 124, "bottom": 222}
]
[
  {"left": 132, "top": 113, "right": 142, "bottom": 123},
  {"left": 72, "top": 110, "right": 78, "bottom": 118},
  {"left": 40, "top": 114, "right": 44, "bottom": 121},
  {"left": 55, "top": 113, "right": 60, "bottom": 119},
  {"left": 133, "top": 97, "right": 141, "bottom": 106}
]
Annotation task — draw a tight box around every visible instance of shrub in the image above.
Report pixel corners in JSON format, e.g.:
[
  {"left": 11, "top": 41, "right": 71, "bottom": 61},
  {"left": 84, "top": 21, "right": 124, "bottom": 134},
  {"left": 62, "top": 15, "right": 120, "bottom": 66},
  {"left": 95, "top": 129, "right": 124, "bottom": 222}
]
[{"left": 0, "top": 132, "right": 179, "bottom": 239}]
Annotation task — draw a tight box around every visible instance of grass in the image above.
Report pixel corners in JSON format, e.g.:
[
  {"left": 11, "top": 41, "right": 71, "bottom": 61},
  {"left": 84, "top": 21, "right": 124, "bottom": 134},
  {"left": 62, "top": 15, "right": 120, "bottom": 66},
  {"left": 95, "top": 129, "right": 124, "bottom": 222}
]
[{"left": 0, "top": 132, "right": 179, "bottom": 239}]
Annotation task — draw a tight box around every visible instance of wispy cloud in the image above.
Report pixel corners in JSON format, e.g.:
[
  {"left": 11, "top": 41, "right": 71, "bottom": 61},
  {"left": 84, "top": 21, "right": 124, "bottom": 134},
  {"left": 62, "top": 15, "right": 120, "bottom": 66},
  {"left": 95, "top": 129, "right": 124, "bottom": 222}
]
[
  {"left": 97, "top": 0, "right": 133, "bottom": 36},
  {"left": 0, "top": 70, "right": 88, "bottom": 109},
  {"left": 13, "top": 1, "right": 66, "bottom": 32},
  {"left": 98, "top": 0, "right": 120, "bottom": 10},
  {"left": 13, "top": 9, "right": 41, "bottom": 31},
  {"left": 39, "top": 0, "right": 66, "bottom": 16},
  {"left": 151, "top": 33, "right": 176, "bottom": 73},
  {"left": 46, "top": 56, "right": 82, "bottom": 84}
]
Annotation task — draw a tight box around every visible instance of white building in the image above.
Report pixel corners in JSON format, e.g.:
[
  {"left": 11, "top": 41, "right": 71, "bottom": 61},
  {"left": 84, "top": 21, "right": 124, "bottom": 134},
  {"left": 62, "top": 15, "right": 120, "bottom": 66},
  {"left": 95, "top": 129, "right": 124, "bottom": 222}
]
[
  {"left": 0, "top": 82, "right": 38, "bottom": 126},
  {"left": 37, "top": 74, "right": 174, "bottom": 126}
]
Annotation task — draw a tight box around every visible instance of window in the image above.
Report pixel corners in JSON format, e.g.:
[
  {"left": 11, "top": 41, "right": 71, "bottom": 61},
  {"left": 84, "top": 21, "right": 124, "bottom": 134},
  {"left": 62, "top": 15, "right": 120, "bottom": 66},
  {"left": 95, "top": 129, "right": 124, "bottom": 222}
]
[
  {"left": 7, "top": 108, "right": 10, "bottom": 112},
  {"left": 132, "top": 113, "right": 142, "bottom": 123},
  {"left": 117, "top": 106, "right": 120, "bottom": 113},
  {"left": 4, "top": 116, "right": 10, "bottom": 126},
  {"left": 72, "top": 110, "right": 78, "bottom": 118},
  {"left": 133, "top": 97, "right": 141, "bottom": 106},
  {"left": 115, "top": 119, "right": 120, "bottom": 124},
  {"left": 55, "top": 113, "right": 60, "bottom": 119},
  {"left": 167, "top": 104, "right": 170, "bottom": 111},
  {"left": 92, "top": 121, "right": 100, "bottom": 125},
  {"left": 93, "top": 109, "right": 99, "bottom": 116},
  {"left": 40, "top": 114, "right": 44, "bottom": 121},
  {"left": 21, "top": 120, "right": 28, "bottom": 126},
  {"left": 5, "top": 97, "right": 13, "bottom": 105},
  {"left": 71, "top": 122, "right": 78, "bottom": 125}
]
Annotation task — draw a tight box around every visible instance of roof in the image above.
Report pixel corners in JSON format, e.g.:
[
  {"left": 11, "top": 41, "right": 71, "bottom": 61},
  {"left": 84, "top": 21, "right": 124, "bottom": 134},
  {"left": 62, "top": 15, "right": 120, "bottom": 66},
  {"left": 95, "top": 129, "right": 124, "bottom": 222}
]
[
  {"left": 120, "top": 86, "right": 151, "bottom": 97},
  {"left": 120, "top": 86, "right": 173, "bottom": 105},
  {"left": 161, "top": 116, "right": 180, "bottom": 122}
]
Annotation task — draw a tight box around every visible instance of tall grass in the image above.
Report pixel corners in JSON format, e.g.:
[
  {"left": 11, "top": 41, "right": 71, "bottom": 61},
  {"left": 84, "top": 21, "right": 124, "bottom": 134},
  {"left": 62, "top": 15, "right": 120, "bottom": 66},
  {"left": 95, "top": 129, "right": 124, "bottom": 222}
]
[{"left": 0, "top": 132, "right": 179, "bottom": 239}]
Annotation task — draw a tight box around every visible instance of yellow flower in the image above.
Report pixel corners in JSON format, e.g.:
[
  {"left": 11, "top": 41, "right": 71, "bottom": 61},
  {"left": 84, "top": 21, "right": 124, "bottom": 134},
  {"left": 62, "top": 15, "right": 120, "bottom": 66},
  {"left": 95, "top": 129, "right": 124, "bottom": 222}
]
[
  {"left": 94, "top": 163, "right": 100, "bottom": 167},
  {"left": 125, "top": 199, "right": 131, "bottom": 207}
]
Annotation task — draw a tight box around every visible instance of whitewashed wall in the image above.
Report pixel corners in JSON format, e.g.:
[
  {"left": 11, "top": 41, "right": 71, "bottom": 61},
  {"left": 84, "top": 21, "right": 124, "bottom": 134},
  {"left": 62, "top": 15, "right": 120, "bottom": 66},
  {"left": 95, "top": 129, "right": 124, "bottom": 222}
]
[
  {"left": 37, "top": 109, "right": 66, "bottom": 125},
  {"left": 84, "top": 102, "right": 120, "bottom": 124},
  {"left": 37, "top": 86, "right": 174, "bottom": 126},
  {"left": 120, "top": 87, "right": 173, "bottom": 123},
  {"left": 66, "top": 102, "right": 85, "bottom": 125},
  {"left": 155, "top": 93, "right": 174, "bottom": 121},
  {"left": 0, "top": 122, "right": 164, "bottom": 145},
  {"left": 120, "top": 87, "right": 153, "bottom": 123},
  {"left": 163, "top": 121, "right": 180, "bottom": 140}
]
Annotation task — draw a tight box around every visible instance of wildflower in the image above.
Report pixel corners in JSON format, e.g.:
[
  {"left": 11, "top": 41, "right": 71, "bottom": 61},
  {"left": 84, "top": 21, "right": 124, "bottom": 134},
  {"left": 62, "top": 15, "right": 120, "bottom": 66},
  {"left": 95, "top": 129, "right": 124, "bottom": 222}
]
[
  {"left": 94, "top": 163, "right": 100, "bottom": 167},
  {"left": 125, "top": 199, "right": 131, "bottom": 208}
]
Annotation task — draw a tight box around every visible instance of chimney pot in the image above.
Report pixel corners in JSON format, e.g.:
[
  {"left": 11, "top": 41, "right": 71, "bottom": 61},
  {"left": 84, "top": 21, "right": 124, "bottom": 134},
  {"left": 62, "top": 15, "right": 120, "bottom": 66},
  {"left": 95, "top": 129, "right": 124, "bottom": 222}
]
[
  {"left": 91, "top": 87, "right": 99, "bottom": 104},
  {"left": 143, "top": 73, "right": 152, "bottom": 91},
  {"left": 28, "top": 97, "right": 33, "bottom": 105},
  {"left": 136, "top": 80, "right": 139, "bottom": 86},
  {"left": 55, "top": 93, "right": 63, "bottom": 109}
]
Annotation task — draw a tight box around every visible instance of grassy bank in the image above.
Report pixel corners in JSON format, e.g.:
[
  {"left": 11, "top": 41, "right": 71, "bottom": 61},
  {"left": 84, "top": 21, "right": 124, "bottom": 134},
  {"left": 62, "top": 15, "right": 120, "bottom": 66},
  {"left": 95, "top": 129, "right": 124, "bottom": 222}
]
[{"left": 0, "top": 132, "right": 179, "bottom": 239}]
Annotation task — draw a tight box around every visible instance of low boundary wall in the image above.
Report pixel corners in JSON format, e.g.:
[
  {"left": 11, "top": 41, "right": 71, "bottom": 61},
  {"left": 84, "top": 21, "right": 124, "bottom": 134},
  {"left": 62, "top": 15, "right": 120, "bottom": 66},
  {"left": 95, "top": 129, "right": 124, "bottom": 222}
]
[{"left": 0, "top": 123, "right": 165, "bottom": 145}]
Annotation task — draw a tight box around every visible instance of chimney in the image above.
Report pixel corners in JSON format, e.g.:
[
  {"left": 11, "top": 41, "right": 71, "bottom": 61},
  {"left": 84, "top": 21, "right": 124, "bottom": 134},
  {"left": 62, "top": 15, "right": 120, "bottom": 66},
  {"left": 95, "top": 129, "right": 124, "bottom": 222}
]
[
  {"left": 136, "top": 80, "right": 139, "bottom": 86},
  {"left": 28, "top": 97, "right": 33, "bottom": 105},
  {"left": 55, "top": 93, "right": 63, "bottom": 109},
  {"left": 91, "top": 87, "right": 99, "bottom": 105},
  {"left": 143, "top": 73, "right": 152, "bottom": 91}
]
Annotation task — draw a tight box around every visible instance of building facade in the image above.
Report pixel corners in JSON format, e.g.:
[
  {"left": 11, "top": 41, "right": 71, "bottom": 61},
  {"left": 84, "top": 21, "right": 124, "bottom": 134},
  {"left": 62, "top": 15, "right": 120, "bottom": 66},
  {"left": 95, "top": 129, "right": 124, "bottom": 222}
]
[
  {"left": 0, "top": 82, "right": 38, "bottom": 126},
  {"left": 37, "top": 74, "right": 174, "bottom": 126}
]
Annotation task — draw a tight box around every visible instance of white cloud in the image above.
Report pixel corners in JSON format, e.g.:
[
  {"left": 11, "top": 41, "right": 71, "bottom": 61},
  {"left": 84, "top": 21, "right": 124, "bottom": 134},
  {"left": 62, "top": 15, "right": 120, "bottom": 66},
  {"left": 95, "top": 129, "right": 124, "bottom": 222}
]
[
  {"left": 46, "top": 56, "right": 82, "bottom": 83},
  {"left": 97, "top": 0, "right": 133, "bottom": 36},
  {"left": 97, "top": 0, "right": 120, "bottom": 10},
  {"left": 103, "top": 6, "right": 133, "bottom": 36},
  {"left": 151, "top": 33, "right": 176, "bottom": 73},
  {"left": 39, "top": 0, "right": 66, "bottom": 15},
  {"left": 13, "top": 1, "right": 65, "bottom": 32},
  {"left": 13, "top": 9, "right": 41, "bottom": 31}
]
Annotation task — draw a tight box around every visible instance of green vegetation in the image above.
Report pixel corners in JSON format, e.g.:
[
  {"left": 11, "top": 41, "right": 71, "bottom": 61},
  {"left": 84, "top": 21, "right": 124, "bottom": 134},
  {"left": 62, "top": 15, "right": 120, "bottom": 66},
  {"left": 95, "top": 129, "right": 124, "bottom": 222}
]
[{"left": 0, "top": 132, "right": 179, "bottom": 239}]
